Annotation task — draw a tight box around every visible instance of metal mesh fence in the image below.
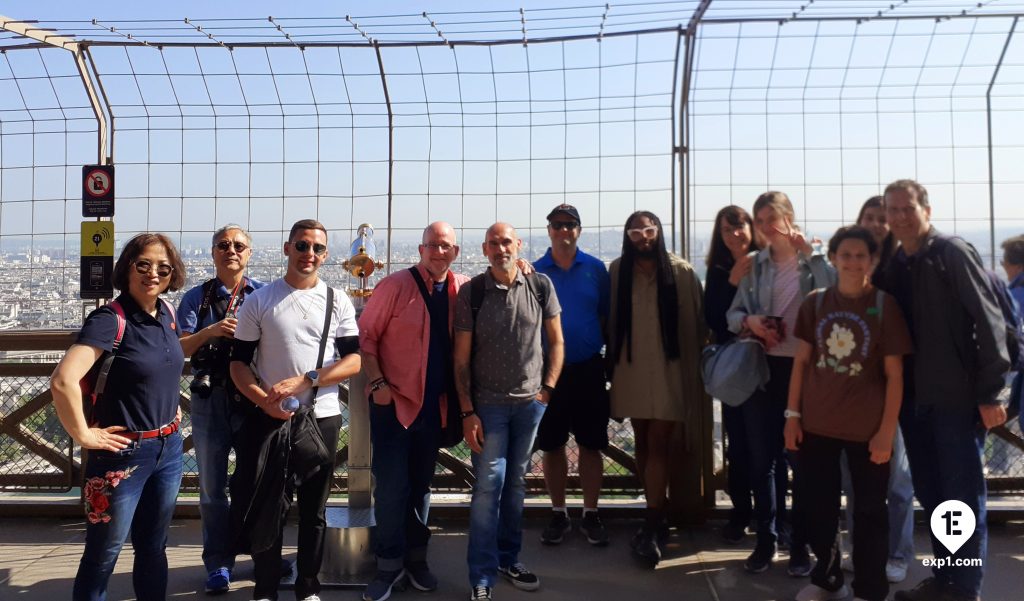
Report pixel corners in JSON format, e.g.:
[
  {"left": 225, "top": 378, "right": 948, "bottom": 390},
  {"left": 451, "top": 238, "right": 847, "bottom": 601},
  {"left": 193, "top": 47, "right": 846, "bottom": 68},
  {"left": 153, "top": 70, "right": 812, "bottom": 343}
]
[{"left": 2, "top": 2, "right": 1023, "bottom": 497}]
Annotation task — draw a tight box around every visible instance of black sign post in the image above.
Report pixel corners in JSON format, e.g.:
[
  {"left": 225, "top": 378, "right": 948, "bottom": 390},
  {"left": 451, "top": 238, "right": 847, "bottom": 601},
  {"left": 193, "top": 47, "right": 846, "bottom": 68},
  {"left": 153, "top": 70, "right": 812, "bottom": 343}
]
[{"left": 82, "top": 164, "right": 115, "bottom": 217}]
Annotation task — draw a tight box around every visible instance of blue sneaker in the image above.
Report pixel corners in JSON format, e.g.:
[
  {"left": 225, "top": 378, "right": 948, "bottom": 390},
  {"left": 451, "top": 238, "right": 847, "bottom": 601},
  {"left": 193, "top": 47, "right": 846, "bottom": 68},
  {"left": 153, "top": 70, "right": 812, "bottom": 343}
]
[{"left": 205, "top": 567, "right": 230, "bottom": 594}]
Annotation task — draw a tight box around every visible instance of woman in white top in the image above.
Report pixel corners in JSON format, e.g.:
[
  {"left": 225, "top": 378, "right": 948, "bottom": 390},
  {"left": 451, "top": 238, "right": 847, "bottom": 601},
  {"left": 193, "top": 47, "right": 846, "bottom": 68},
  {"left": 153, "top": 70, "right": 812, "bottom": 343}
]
[{"left": 726, "top": 191, "right": 835, "bottom": 575}]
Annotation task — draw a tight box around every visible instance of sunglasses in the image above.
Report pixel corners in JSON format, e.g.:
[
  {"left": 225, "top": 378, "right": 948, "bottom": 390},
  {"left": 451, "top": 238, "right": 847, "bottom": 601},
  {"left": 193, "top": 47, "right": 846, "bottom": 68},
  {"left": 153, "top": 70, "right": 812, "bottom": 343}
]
[
  {"left": 549, "top": 221, "right": 579, "bottom": 231},
  {"left": 627, "top": 226, "right": 659, "bottom": 241},
  {"left": 215, "top": 240, "right": 248, "bottom": 253},
  {"left": 133, "top": 260, "right": 174, "bottom": 278},
  {"left": 292, "top": 240, "right": 327, "bottom": 256}
]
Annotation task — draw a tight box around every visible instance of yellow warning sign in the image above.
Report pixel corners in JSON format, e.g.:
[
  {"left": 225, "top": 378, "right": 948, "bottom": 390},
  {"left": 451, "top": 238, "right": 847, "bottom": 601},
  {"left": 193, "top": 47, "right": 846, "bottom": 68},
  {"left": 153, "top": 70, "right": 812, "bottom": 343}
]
[{"left": 81, "top": 221, "right": 115, "bottom": 257}]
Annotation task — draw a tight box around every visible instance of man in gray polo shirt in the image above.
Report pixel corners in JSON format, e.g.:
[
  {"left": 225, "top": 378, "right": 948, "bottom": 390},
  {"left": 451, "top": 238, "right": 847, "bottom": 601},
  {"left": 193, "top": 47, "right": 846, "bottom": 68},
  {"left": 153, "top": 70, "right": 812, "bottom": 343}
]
[{"left": 454, "top": 222, "right": 564, "bottom": 601}]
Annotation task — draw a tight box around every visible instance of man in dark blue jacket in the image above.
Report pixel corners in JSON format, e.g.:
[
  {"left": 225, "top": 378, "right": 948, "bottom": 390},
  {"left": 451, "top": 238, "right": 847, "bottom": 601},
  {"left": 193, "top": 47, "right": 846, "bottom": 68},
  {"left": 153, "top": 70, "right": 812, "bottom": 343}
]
[{"left": 876, "top": 180, "right": 1009, "bottom": 601}]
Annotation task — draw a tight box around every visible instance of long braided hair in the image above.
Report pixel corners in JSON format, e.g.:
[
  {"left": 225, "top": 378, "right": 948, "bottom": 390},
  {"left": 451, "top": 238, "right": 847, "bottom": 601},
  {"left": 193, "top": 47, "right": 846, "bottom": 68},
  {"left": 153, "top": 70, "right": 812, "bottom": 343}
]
[{"left": 612, "top": 211, "right": 680, "bottom": 363}]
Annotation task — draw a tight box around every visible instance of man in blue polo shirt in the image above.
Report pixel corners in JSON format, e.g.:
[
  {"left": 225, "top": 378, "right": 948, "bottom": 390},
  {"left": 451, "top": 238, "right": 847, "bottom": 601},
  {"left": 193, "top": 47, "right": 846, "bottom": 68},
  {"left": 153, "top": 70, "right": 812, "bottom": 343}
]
[
  {"left": 533, "top": 204, "right": 612, "bottom": 547},
  {"left": 178, "top": 224, "right": 264, "bottom": 595}
]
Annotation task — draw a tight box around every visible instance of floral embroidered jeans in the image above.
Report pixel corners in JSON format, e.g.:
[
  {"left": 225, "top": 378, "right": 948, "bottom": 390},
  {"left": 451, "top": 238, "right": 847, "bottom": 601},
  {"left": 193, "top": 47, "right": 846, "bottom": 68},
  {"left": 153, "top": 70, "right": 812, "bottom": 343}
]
[{"left": 73, "top": 433, "right": 183, "bottom": 601}]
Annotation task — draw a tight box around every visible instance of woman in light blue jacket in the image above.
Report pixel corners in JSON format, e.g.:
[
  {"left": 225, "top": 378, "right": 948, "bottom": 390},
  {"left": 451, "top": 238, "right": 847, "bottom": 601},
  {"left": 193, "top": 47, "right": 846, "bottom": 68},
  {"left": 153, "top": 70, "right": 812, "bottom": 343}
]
[{"left": 726, "top": 191, "right": 835, "bottom": 576}]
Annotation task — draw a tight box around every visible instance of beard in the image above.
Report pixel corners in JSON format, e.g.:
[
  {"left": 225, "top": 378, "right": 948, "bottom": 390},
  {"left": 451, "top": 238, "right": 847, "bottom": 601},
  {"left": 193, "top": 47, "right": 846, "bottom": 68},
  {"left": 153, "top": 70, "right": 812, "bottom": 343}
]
[{"left": 635, "top": 247, "right": 658, "bottom": 259}]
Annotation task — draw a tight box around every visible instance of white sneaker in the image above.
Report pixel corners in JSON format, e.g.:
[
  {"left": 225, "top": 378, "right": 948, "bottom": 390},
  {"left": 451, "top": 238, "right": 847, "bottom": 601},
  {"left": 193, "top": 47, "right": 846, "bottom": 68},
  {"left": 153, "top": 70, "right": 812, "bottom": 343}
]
[
  {"left": 795, "top": 583, "right": 851, "bottom": 601},
  {"left": 886, "top": 558, "right": 908, "bottom": 583},
  {"left": 840, "top": 554, "right": 854, "bottom": 572},
  {"left": 299, "top": 596, "right": 321, "bottom": 601}
]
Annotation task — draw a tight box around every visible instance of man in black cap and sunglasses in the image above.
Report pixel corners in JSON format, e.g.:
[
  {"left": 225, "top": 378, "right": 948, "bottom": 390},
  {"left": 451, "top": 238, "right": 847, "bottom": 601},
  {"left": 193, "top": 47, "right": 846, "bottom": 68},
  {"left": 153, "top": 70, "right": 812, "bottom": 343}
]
[
  {"left": 178, "top": 223, "right": 265, "bottom": 595},
  {"left": 533, "top": 204, "right": 612, "bottom": 548},
  {"left": 230, "top": 219, "right": 361, "bottom": 601}
]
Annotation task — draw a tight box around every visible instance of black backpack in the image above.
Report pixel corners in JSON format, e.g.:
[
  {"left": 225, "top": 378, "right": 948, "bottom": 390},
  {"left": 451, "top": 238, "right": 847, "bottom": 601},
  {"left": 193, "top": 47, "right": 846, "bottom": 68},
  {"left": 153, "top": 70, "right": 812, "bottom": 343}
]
[{"left": 927, "top": 235, "right": 1024, "bottom": 372}]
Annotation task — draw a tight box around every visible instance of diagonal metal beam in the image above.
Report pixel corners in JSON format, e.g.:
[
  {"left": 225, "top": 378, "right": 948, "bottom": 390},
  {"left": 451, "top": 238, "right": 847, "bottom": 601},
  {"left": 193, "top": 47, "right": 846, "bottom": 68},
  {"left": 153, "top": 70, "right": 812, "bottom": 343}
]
[
  {"left": 1, "top": 13, "right": 110, "bottom": 164},
  {"left": 0, "top": 15, "right": 79, "bottom": 51}
]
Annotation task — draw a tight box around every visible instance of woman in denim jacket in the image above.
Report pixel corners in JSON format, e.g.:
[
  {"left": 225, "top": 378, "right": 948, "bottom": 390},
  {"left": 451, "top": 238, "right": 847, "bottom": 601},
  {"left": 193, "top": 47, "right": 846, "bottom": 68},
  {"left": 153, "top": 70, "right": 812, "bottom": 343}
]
[{"left": 726, "top": 191, "right": 835, "bottom": 576}]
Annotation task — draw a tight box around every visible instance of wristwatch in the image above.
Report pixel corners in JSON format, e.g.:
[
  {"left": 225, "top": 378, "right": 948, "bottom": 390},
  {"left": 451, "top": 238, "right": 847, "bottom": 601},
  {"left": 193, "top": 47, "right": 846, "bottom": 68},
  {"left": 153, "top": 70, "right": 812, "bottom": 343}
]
[
  {"left": 304, "top": 370, "right": 320, "bottom": 386},
  {"left": 784, "top": 409, "right": 802, "bottom": 419}
]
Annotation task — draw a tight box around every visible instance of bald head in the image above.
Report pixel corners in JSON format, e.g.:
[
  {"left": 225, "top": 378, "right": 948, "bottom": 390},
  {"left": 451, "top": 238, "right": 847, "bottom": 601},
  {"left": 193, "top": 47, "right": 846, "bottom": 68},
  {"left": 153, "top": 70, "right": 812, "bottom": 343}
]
[
  {"left": 485, "top": 222, "right": 517, "bottom": 240},
  {"left": 483, "top": 222, "right": 522, "bottom": 273},
  {"left": 418, "top": 221, "right": 459, "bottom": 281},
  {"left": 422, "top": 221, "right": 456, "bottom": 246}
]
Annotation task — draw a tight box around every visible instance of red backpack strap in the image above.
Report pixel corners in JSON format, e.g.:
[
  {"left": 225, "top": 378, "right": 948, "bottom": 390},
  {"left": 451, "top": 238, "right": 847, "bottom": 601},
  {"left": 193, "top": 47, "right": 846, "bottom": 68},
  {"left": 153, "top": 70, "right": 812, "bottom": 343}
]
[
  {"left": 94, "top": 301, "right": 127, "bottom": 398},
  {"left": 108, "top": 300, "right": 127, "bottom": 350}
]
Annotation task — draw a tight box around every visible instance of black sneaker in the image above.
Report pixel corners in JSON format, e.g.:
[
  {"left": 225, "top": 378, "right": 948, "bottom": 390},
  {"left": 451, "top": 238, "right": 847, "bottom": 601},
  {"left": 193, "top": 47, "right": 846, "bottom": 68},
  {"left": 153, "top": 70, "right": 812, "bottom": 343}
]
[
  {"left": 470, "top": 585, "right": 492, "bottom": 600},
  {"left": 893, "top": 577, "right": 966, "bottom": 601},
  {"left": 540, "top": 511, "right": 571, "bottom": 545},
  {"left": 580, "top": 511, "right": 609, "bottom": 546},
  {"left": 498, "top": 562, "right": 540, "bottom": 591},
  {"left": 720, "top": 521, "right": 747, "bottom": 544},
  {"left": 362, "top": 569, "right": 406, "bottom": 601},
  {"left": 405, "top": 560, "right": 438, "bottom": 592},
  {"left": 787, "top": 544, "right": 812, "bottom": 578},
  {"left": 744, "top": 544, "right": 778, "bottom": 574},
  {"left": 631, "top": 527, "right": 661, "bottom": 567}
]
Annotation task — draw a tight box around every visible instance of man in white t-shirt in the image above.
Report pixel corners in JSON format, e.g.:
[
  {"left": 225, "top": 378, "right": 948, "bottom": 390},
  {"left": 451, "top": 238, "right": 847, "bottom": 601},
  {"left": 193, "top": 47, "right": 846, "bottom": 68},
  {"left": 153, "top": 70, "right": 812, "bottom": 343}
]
[{"left": 229, "top": 219, "right": 361, "bottom": 601}]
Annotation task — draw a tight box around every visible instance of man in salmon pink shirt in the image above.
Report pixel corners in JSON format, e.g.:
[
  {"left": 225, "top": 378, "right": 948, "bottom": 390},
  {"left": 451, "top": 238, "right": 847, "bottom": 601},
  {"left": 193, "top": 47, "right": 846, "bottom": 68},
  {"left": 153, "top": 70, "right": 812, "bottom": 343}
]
[{"left": 357, "top": 222, "right": 468, "bottom": 601}]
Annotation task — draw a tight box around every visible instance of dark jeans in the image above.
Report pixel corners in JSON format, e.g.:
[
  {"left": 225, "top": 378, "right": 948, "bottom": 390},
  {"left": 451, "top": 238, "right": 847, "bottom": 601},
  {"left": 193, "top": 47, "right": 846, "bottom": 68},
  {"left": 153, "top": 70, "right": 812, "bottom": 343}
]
[
  {"left": 901, "top": 400, "right": 987, "bottom": 597},
  {"left": 800, "top": 432, "right": 889, "bottom": 601},
  {"left": 73, "top": 433, "right": 183, "bottom": 601},
  {"left": 191, "top": 385, "right": 245, "bottom": 572},
  {"left": 723, "top": 403, "right": 751, "bottom": 525},
  {"left": 370, "top": 398, "right": 441, "bottom": 571},
  {"left": 726, "top": 401, "right": 790, "bottom": 531},
  {"left": 251, "top": 414, "right": 342, "bottom": 601},
  {"left": 738, "top": 355, "right": 805, "bottom": 549}
]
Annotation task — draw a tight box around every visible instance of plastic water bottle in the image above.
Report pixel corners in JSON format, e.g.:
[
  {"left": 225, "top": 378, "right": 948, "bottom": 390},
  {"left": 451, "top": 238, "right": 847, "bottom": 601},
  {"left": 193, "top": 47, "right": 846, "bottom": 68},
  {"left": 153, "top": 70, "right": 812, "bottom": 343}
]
[{"left": 279, "top": 395, "right": 312, "bottom": 412}]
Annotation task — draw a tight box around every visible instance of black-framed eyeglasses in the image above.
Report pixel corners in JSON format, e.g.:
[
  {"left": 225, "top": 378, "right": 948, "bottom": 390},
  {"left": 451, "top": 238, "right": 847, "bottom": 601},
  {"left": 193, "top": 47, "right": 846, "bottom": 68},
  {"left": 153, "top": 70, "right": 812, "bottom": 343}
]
[
  {"left": 422, "top": 242, "right": 456, "bottom": 253},
  {"left": 215, "top": 240, "right": 248, "bottom": 253},
  {"left": 549, "top": 221, "right": 579, "bottom": 231},
  {"left": 133, "top": 260, "right": 174, "bottom": 278},
  {"left": 292, "top": 240, "right": 327, "bottom": 256}
]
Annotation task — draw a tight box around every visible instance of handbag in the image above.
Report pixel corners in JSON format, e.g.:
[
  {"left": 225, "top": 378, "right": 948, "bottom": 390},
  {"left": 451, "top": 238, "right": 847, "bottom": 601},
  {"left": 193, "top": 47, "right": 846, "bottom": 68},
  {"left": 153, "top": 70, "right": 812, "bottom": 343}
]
[
  {"left": 701, "top": 337, "right": 770, "bottom": 407},
  {"left": 288, "top": 286, "right": 335, "bottom": 480}
]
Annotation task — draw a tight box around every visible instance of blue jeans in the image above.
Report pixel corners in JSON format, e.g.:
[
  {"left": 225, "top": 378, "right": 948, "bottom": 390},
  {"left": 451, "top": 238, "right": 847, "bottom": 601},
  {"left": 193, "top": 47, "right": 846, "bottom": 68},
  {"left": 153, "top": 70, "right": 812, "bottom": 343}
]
[
  {"left": 73, "top": 432, "right": 184, "bottom": 601},
  {"left": 901, "top": 401, "right": 987, "bottom": 597},
  {"left": 467, "top": 400, "right": 546, "bottom": 588},
  {"left": 191, "top": 385, "right": 244, "bottom": 572},
  {"left": 841, "top": 425, "right": 915, "bottom": 563},
  {"left": 370, "top": 398, "right": 441, "bottom": 570}
]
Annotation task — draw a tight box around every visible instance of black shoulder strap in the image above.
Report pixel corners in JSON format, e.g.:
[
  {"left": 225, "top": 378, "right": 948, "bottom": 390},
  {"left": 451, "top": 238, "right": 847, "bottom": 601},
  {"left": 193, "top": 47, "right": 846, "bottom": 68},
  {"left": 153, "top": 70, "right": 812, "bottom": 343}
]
[
  {"left": 311, "top": 286, "right": 335, "bottom": 399},
  {"left": 470, "top": 274, "right": 486, "bottom": 331},
  {"left": 197, "top": 277, "right": 228, "bottom": 323},
  {"left": 523, "top": 272, "right": 545, "bottom": 309},
  {"left": 408, "top": 267, "right": 433, "bottom": 306}
]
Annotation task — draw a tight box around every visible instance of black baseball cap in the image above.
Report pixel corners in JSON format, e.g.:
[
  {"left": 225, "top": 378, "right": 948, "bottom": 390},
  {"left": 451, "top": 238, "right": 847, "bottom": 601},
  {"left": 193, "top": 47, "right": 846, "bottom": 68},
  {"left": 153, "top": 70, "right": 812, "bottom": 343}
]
[{"left": 546, "top": 204, "right": 581, "bottom": 225}]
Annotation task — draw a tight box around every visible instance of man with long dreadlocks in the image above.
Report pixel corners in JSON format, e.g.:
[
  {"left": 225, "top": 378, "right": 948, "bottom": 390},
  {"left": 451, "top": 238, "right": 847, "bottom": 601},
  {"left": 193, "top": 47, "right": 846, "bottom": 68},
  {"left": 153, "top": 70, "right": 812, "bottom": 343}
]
[{"left": 607, "top": 210, "right": 708, "bottom": 567}]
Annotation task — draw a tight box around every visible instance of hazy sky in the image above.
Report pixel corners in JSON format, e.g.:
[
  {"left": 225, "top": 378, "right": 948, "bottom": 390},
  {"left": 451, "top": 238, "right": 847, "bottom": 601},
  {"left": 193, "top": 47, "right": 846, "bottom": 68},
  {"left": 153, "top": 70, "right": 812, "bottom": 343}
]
[{"left": 2, "top": 1, "right": 1023, "bottom": 269}]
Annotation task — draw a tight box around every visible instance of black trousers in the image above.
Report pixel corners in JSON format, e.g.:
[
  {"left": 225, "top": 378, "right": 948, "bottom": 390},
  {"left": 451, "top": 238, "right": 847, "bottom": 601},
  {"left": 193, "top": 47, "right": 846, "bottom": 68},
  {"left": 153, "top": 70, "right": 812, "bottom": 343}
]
[
  {"left": 799, "top": 431, "right": 890, "bottom": 601},
  {"left": 252, "top": 414, "right": 343, "bottom": 601}
]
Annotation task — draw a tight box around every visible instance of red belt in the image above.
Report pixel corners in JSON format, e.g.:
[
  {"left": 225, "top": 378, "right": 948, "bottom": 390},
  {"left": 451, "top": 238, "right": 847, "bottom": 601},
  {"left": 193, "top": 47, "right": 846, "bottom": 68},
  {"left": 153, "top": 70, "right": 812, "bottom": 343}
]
[{"left": 125, "top": 419, "right": 180, "bottom": 440}]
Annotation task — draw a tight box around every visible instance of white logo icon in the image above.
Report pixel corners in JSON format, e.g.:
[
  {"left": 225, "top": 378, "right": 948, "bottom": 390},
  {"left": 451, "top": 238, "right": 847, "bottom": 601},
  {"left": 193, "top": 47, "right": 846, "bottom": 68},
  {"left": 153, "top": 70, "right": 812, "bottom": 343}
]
[{"left": 930, "top": 500, "right": 976, "bottom": 555}]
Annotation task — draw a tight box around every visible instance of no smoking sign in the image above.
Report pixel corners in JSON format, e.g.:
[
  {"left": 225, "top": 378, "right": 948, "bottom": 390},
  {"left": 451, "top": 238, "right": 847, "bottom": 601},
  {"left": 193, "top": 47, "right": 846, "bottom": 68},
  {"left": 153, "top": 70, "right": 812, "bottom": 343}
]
[{"left": 82, "top": 164, "right": 115, "bottom": 217}]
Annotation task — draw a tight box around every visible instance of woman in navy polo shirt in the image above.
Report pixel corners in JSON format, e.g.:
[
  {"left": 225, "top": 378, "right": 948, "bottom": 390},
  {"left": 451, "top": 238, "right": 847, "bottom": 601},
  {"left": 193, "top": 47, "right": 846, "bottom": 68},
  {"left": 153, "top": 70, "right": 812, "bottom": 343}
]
[{"left": 51, "top": 232, "right": 187, "bottom": 601}]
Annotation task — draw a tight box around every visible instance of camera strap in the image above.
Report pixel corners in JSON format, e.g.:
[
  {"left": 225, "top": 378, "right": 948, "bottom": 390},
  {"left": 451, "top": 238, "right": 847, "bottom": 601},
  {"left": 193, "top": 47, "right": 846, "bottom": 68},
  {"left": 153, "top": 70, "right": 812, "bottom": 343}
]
[{"left": 198, "top": 276, "right": 248, "bottom": 324}]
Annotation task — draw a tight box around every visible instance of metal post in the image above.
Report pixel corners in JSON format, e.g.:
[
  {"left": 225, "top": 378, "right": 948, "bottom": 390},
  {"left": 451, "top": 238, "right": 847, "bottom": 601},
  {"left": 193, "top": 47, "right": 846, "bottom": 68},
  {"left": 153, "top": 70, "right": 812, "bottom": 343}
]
[
  {"left": 669, "top": 27, "right": 683, "bottom": 253},
  {"left": 987, "top": 17, "right": 1017, "bottom": 270},
  {"left": 678, "top": 1, "right": 712, "bottom": 264},
  {"left": 374, "top": 43, "right": 394, "bottom": 274}
]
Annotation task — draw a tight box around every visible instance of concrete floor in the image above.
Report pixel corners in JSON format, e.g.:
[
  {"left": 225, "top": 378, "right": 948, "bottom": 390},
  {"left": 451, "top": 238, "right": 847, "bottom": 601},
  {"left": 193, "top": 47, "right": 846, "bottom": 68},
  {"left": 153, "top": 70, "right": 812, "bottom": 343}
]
[{"left": 1, "top": 516, "right": 1022, "bottom": 601}]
